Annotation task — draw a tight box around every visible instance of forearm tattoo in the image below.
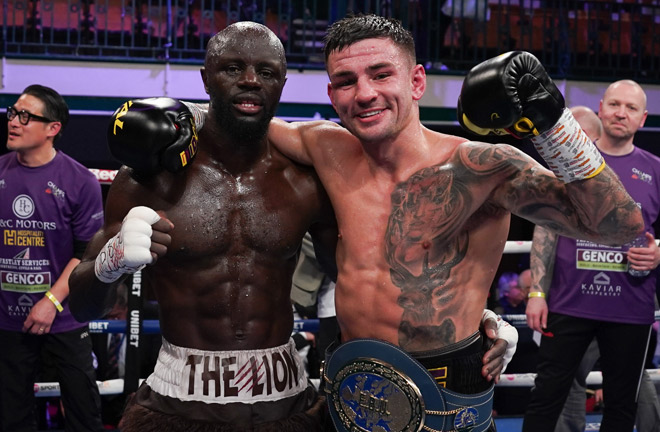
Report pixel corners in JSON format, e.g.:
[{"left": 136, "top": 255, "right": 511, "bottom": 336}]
[{"left": 530, "top": 226, "right": 557, "bottom": 294}]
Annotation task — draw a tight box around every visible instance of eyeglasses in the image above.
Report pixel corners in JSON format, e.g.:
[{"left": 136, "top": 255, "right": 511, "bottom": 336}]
[{"left": 7, "top": 106, "right": 55, "bottom": 125}]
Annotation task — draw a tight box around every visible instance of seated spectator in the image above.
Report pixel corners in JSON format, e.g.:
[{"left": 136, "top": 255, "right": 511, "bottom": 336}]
[
  {"left": 493, "top": 269, "right": 537, "bottom": 416},
  {"left": 498, "top": 270, "right": 529, "bottom": 315}
]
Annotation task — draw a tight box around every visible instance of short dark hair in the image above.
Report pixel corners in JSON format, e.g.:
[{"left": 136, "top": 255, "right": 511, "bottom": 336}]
[
  {"left": 22, "top": 84, "right": 69, "bottom": 141},
  {"left": 324, "top": 14, "right": 416, "bottom": 64}
]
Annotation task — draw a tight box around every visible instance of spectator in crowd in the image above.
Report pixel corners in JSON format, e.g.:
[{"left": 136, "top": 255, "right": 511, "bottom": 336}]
[
  {"left": 0, "top": 84, "right": 104, "bottom": 431},
  {"left": 524, "top": 84, "right": 660, "bottom": 432},
  {"left": 492, "top": 270, "right": 537, "bottom": 417},
  {"left": 497, "top": 270, "right": 530, "bottom": 315},
  {"left": 552, "top": 107, "right": 660, "bottom": 432},
  {"left": 551, "top": 106, "right": 604, "bottom": 432}
]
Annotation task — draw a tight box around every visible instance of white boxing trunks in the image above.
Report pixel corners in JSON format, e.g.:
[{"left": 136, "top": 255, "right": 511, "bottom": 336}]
[{"left": 146, "top": 338, "right": 308, "bottom": 405}]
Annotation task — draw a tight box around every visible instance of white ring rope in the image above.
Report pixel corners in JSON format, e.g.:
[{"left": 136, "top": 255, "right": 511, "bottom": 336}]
[
  {"left": 503, "top": 240, "right": 532, "bottom": 254},
  {"left": 503, "top": 239, "right": 659, "bottom": 254}
]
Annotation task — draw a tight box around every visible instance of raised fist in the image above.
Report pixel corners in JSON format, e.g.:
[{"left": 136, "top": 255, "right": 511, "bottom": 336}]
[{"left": 457, "top": 51, "right": 565, "bottom": 139}]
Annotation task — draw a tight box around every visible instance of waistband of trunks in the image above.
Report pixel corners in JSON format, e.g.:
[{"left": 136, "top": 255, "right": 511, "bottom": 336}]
[
  {"left": 145, "top": 338, "right": 308, "bottom": 404},
  {"left": 410, "top": 331, "right": 491, "bottom": 394}
]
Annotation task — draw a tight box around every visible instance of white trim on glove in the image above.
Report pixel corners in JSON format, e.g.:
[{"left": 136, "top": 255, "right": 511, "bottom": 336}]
[
  {"left": 482, "top": 309, "right": 518, "bottom": 372},
  {"left": 94, "top": 206, "right": 161, "bottom": 283}
]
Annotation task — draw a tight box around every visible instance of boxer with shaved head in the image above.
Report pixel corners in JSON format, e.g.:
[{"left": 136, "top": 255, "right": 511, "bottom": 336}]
[{"left": 69, "top": 22, "right": 336, "bottom": 431}]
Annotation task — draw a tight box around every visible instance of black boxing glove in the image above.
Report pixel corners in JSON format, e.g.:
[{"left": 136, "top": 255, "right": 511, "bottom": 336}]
[
  {"left": 457, "top": 51, "right": 564, "bottom": 138},
  {"left": 107, "top": 97, "right": 200, "bottom": 174},
  {"left": 458, "top": 51, "right": 605, "bottom": 183}
]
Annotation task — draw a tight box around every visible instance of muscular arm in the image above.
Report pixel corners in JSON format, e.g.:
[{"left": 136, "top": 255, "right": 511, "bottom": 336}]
[
  {"left": 529, "top": 225, "right": 557, "bottom": 298},
  {"left": 526, "top": 224, "right": 557, "bottom": 332},
  {"left": 69, "top": 225, "right": 125, "bottom": 322},
  {"left": 69, "top": 169, "right": 171, "bottom": 322},
  {"left": 269, "top": 118, "right": 350, "bottom": 166},
  {"left": 481, "top": 143, "right": 642, "bottom": 245}
]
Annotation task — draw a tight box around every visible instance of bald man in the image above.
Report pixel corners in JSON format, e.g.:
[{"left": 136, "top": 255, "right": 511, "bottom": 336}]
[
  {"left": 69, "top": 23, "right": 337, "bottom": 431},
  {"left": 570, "top": 105, "right": 602, "bottom": 142},
  {"left": 525, "top": 80, "right": 660, "bottom": 432}
]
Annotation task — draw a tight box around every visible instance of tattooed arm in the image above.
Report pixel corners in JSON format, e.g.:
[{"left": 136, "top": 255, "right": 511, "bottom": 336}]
[
  {"left": 481, "top": 143, "right": 642, "bottom": 246},
  {"left": 525, "top": 225, "right": 557, "bottom": 333}
]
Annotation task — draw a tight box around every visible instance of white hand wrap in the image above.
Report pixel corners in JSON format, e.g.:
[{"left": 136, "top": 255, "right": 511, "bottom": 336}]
[
  {"left": 94, "top": 206, "right": 161, "bottom": 283},
  {"left": 531, "top": 108, "right": 606, "bottom": 183},
  {"left": 482, "top": 309, "right": 518, "bottom": 372},
  {"left": 181, "top": 101, "right": 206, "bottom": 131}
]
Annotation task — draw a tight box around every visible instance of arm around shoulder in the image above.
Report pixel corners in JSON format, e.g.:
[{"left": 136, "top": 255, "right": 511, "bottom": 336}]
[{"left": 269, "top": 117, "right": 347, "bottom": 165}]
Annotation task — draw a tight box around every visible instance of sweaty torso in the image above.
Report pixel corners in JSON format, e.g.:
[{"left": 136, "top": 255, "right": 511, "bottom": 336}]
[
  {"left": 113, "top": 131, "right": 328, "bottom": 351},
  {"left": 310, "top": 131, "right": 512, "bottom": 352}
]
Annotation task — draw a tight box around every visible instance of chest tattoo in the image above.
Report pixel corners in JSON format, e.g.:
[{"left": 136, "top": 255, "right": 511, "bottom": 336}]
[{"left": 385, "top": 145, "right": 515, "bottom": 350}]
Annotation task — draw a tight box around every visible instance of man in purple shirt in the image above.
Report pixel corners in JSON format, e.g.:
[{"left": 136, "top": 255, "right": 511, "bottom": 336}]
[
  {"left": 0, "top": 85, "right": 105, "bottom": 431},
  {"left": 524, "top": 80, "right": 660, "bottom": 432}
]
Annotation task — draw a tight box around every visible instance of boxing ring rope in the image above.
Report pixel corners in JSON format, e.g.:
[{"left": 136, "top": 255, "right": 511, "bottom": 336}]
[{"left": 37, "top": 168, "right": 656, "bottom": 397}]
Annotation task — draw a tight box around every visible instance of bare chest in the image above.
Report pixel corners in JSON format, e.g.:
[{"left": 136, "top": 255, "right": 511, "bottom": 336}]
[
  {"left": 330, "top": 161, "right": 502, "bottom": 268},
  {"left": 160, "top": 163, "right": 323, "bottom": 262}
]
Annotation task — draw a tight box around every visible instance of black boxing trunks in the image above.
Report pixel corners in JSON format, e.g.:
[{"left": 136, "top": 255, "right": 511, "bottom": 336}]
[
  {"left": 323, "top": 332, "right": 494, "bottom": 432},
  {"left": 120, "top": 338, "right": 324, "bottom": 431}
]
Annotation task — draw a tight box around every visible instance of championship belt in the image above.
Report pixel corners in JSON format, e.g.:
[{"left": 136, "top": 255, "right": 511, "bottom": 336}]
[{"left": 323, "top": 339, "right": 494, "bottom": 432}]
